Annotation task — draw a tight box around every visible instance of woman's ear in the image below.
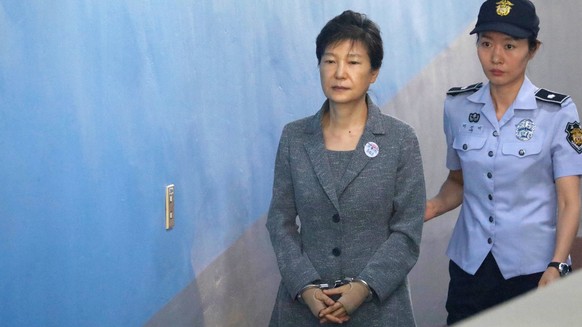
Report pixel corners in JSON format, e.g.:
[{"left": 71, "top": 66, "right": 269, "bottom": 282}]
[
  {"left": 529, "top": 40, "right": 542, "bottom": 59},
  {"left": 370, "top": 69, "right": 380, "bottom": 84}
]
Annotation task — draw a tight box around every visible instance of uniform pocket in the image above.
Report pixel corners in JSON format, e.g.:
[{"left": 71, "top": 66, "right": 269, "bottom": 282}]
[
  {"left": 501, "top": 141, "right": 542, "bottom": 157},
  {"left": 452, "top": 135, "right": 487, "bottom": 152}
]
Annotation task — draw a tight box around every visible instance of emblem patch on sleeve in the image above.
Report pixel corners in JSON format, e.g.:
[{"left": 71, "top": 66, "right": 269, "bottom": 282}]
[{"left": 565, "top": 121, "right": 582, "bottom": 154}]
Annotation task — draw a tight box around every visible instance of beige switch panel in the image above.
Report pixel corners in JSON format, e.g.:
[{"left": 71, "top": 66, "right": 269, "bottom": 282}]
[{"left": 165, "top": 184, "right": 175, "bottom": 230}]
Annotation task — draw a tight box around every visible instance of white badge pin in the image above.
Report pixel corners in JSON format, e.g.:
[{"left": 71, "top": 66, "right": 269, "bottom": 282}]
[
  {"left": 515, "top": 119, "right": 535, "bottom": 141},
  {"left": 364, "top": 142, "right": 379, "bottom": 158}
]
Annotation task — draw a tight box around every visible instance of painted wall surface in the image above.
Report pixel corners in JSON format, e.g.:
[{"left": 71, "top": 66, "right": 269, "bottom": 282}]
[{"left": 2, "top": 1, "right": 580, "bottom": 326}]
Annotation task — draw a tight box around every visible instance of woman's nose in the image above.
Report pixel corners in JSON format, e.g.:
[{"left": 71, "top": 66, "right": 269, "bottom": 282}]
[
  {"left": 491, "top": 46, "right": 503, "bottom": 64},
  {"left": 335, "top": 62, "right": 346, "bottom": 78}
]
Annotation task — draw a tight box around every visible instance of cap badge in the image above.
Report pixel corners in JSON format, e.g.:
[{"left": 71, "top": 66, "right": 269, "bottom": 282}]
[
  {"left": 565, "top": 121, "right": 582, "bottom": 154},
  {"left": 496, "top": 0, "right": 514, "bottom": 16},
  {"left": 515, "top": 119, "right": 535, "bottom": 141}
]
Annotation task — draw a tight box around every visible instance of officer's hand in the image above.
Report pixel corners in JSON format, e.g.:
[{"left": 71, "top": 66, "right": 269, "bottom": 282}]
[
  {"left": 538, "top": 267, "right": 560, "bottom": 287},
  {"left": 424, "top": 199, "right": 438, "bottom": 222}
]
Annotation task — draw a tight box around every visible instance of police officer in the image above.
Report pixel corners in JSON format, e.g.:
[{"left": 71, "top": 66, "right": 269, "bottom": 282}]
[{"left": 424, "top": 0, "right": 582, "bottom": 324}]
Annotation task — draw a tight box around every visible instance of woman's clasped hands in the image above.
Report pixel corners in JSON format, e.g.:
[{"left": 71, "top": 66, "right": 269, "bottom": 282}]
[{"left": 302, "top": 281, "right": 371, "bottom": 324}]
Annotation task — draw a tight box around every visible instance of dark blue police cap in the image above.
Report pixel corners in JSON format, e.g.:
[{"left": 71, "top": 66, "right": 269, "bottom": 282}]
[{"left": 470, "top": 0, "right": 539, "bottom": 39}]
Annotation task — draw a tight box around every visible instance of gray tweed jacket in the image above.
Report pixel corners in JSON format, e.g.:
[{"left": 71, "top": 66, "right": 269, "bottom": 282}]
[{"left": 266, "top": 97, "right": 425, "bottom": 326}]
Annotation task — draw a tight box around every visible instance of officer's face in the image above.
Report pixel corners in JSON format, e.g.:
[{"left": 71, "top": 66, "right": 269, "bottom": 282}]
[
  {"left": 477, "top": 31, "right": 534, "bottom": 89},
  {"left": 319, "top": 40, "right": 379, "bottom": 107}
]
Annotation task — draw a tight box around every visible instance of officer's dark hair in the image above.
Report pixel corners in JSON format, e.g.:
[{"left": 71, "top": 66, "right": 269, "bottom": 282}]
[
  {"left": 527, "top": 36, "right": 541, "bottom": 52},
  {"left": 316, "top": 10, "right": 383, "bottom": 70}
]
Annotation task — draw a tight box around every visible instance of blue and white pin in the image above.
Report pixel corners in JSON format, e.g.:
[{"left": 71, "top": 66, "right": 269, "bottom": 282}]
[
  {"left": 364, "top": 141, "right": 379, "bottom": 158},
  {"left": 515, "top": 119, "right": 535, "bottom": 141}
]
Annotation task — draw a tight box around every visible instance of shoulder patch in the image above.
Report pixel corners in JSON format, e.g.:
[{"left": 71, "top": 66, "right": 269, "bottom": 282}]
[
  {"left": 535, "top": 88, "right": 570, "bottom": 105},
  {"left": 565, "top": 121, "right": 582, "bottom": 154},
  {"left": 447, "top": 82, "right": 483, "bottom": 96}
]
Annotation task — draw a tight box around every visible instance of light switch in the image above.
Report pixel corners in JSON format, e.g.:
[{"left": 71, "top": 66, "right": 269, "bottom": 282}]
[{"left": 165, "top": 184, "right": 175, "bottom": 230}]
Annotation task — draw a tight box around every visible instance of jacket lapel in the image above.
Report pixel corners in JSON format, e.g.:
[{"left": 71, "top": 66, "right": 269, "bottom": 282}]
[
  {"left": 336, "top": 130, "right": 373, "bottom": 198},
  {"left": 304, "top": 97, "right": 386, "bottom": 210},
  {"left": 336, "top": 100, "right": 384, "bottom": 198},
  {"left": 304, "top": 103, "right": 341, "bottom": 212}
]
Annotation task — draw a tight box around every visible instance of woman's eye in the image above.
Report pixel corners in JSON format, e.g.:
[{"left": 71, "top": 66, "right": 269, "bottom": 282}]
[
  {"left": 349, "top": 61, "right": 360, "bottom": 65},
  {"left": 505, "top": 44, "right": 515, "bottom": 50}
]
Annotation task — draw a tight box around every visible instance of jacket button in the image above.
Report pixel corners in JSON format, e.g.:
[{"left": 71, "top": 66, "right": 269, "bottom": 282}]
[
  {"left": 487, "top": 238, "right": 493, "bottom": 244},
  {"left": 493, "top": 131, "right": 499, "bottom": 137},
  {"left": 488, "top": 194, "right": 493, "bottom": 201},
  {"left": 332, "top": 248, "right": 341, "bottom": 257},
  {"left": 519, "top": 149, "right": 525, "bottom": 156},
  {"left": 487, "top": 172, "right": 493, "bottom": 179},
  {"left": 332, "top": 214, "right": 340, "bottom": 223},
  {"left": 488, "top": 151, "right": 494, "bottom": 157},
  {"left": 489, "top": 216, "right": 494, "bottom": 223},
  {"left": 462, "top": 144, "right": 468, "bottom": 150}
]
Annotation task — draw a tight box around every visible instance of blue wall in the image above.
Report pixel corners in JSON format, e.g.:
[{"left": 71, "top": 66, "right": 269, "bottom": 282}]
[{"left": 0, "top": 1, "right": 480, "bottom": 326}]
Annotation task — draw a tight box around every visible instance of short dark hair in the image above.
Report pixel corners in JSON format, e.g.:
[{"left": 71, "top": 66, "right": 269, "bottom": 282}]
[
  {"left": 527, "top": 36, "right": 541, "bottom": 52},
  {"left": 316, "top": 10, "right": 383, "bottom": 70}
]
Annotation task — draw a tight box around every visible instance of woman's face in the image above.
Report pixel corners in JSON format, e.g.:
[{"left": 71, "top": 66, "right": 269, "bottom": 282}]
[
  {"left": 319, "top": 39, "right": 379, "bottom": 106},
  {"left": 477, "top": 31, "right": 535, "bottom": 89}
]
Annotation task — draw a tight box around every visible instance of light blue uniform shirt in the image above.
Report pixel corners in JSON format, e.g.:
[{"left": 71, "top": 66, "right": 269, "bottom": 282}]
[{"left": 444, "top": 77, "right": 582, "bottom": 279}]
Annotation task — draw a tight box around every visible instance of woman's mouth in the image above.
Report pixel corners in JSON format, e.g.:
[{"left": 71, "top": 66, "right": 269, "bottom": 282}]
[{"left": 490, "top": 69, "right": 504, "bottom": 76}]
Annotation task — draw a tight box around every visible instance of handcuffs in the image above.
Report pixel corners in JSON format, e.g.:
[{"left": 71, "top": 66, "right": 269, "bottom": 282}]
[{"left": 297, "top": 277, "right": 373, "bottom": 304}]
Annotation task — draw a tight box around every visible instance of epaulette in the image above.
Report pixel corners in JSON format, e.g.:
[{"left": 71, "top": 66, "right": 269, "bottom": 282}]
[
  {"left": 535, "top": 88, "right": 570, "bottom": 105},
  {"left": 447, "top": 82, "right": 483, "bottom": 96}
]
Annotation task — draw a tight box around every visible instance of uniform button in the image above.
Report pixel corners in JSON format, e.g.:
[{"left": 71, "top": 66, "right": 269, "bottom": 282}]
[
  {"left": 332, "top": 214, "right": 340, "bottom": 223},
  {"left": 489, "top": 216, "right": 494, "bottom": 223},
  {"left": 487, "top": 172, "right": 493, "bottom": 179},
  {"left": 488, "top": 151, "right": 494, "bottom": 157},
  {"left": 462, "top": 144, "right": 468, "bottom": 150},
  {"left": 519, "top": 149, "right": 525, "bottom": 156},
  {"left": 488, "top": 194, "right": 493, "bottom": 201},
  {"left": 487, "top": 238, "right": 493, "bottom": 244},
  {"left": 332, "top": 248, "right": 341, "bottom": 256},
  {"left": 493, "top": 131, "right": 499, "bottom": 137}
]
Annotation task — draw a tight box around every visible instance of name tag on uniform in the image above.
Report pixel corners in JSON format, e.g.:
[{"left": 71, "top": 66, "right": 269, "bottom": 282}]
[{"left": 461, "top": 123, "right": 484, "bottom": 134}]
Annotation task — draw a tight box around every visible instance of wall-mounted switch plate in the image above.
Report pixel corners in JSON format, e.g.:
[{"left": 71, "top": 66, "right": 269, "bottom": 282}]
[{"left": 165, "top": 184, "right": 175, "bottom": 230}]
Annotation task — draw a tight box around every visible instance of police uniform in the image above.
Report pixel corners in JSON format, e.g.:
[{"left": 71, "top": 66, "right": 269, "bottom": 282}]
[
  {"left": 441, "top": 0, "right": 582, "bottom": 324},
  {"left": 443, "top": 77, "right": 582, "bottom": 322},
  {"left": 445, "top": 77, "right": 582, "bottom": 277}
]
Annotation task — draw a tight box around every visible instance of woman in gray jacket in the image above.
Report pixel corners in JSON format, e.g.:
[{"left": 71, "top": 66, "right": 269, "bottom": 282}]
[{"left": 266, "top": 10, "right": 425, "bottom": 326}]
